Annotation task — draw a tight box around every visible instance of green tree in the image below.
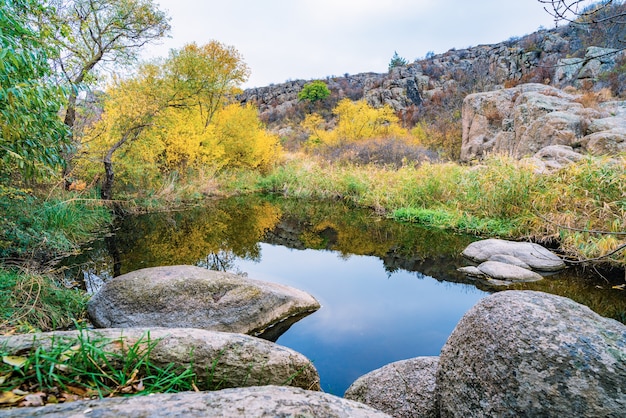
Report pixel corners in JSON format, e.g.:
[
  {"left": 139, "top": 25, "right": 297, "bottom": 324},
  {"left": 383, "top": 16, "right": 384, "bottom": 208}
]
[
  {"left": 0, "top": 0, "right": 70, "bottom": 179},
  {"left": 389, "top": 51, "right": 408, "bottom": 70},
  {"left": 298, "top": 80, "right": 331, "bottom": 103},
  {"left": 42, "top": 0, "right": 170, "bottom": 186}
]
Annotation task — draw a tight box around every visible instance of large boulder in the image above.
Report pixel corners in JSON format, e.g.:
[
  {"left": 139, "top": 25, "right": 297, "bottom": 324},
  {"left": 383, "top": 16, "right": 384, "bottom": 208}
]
[
  {"left": 461, "top": 238, "right": 565, "bottom": 272},
  {"left": 1, "top": 386, "right": 391, "bottom": 417},
  {"left": 0, "top": 327, "right": 321, "bottom": 391},
  {"left": 437, "top": 291, "right": 626, "bottom": 418},
  {"left": 87, "top": 265, "right": 320, "bottom": 340},
  {"left": 460, "top": 83, "right": 626, "bottom": 162},
  {"left": 344, "top": 357, "right": 439, "bottom": 418}
]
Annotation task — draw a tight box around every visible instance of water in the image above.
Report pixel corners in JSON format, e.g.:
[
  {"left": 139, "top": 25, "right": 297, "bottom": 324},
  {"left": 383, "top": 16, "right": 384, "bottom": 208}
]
[{"left": 62, "top": 195, "right": 626, "bottom": 395}]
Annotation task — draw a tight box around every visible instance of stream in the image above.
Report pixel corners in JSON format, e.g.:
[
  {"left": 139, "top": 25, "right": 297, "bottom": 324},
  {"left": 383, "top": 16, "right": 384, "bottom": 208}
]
[{"left": 62, "top": 195, "right": 626, "bottom": 395}]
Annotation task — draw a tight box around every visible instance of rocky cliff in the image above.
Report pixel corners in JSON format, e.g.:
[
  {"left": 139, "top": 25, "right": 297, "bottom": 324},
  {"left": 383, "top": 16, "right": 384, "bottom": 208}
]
[{"left": 239, "top": 23, "right": 625, "bottom": 131}]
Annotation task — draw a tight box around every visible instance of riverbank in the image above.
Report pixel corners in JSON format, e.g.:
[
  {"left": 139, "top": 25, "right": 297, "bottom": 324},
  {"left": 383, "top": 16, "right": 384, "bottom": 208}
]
[{"left": 242, "top": 153, "right": 626, "bottom": 269}]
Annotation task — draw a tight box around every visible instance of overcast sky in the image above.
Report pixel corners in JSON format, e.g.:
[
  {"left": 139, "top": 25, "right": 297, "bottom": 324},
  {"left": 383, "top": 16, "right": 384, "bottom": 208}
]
[{"left": 141, "top": 0, "right": 564, "bottom": 88}]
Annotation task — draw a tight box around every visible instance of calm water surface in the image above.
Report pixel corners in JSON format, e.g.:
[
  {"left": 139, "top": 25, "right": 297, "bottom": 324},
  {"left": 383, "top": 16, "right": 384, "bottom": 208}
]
[{"left": 63, "top": 195, "right": 626, "bottom": 395}]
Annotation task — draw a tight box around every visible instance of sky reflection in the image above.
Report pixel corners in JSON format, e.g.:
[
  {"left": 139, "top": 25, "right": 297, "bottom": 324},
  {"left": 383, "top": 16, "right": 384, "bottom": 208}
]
[{"left": 234, "top": 243, "right": 488, "bottom": 395}]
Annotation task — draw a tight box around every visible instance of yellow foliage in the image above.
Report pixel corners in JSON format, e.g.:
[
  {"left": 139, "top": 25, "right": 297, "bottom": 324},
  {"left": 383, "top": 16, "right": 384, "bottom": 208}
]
[
  {"left": 211, "top": 103, "right": 282, "bottom": 171},
  {"left": 301, "top": 99, "right": 408, "bottom": 146}
]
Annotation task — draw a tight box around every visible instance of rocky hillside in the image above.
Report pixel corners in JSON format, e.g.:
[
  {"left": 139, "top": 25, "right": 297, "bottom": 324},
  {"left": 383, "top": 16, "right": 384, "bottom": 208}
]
[{"left": 239, "top": 15, "right": 625, "bottom": 132}]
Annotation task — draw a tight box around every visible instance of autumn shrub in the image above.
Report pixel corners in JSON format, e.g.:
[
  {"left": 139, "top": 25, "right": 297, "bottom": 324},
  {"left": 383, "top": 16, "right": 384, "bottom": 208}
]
[{"left": 301, "top": 99, "right": 409, "bottom": 147}]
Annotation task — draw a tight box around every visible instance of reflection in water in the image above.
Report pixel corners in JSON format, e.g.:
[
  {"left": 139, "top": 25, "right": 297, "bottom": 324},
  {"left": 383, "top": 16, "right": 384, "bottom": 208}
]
[{"left": 62, "top": 195, "right": 626, "bottom": 394}]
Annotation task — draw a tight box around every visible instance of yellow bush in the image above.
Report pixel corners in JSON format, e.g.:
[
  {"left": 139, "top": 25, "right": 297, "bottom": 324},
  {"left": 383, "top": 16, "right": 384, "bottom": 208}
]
[{"left": 302, "top": 99, "right": 409, "bottom": 147}]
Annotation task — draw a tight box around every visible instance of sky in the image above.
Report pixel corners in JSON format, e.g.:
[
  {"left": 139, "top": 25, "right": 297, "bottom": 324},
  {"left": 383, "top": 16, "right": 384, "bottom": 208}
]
[{"left": 141, "top": 0, "right": 564, "bottom": 89}]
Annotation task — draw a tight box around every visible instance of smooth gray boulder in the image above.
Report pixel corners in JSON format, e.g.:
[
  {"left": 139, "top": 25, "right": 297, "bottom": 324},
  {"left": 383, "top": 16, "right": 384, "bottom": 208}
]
[
  {"left": 0, "top": 327, "right": 321, "bottom": 391},
  {"left": 345, "top": 357, "right": 439, "bottom": 418},
  {"left": 476, "top": 261, "right": 543, "bottom": 283},
  {"left": 87, "top": 265, "right": 320, "bottom": 340},
  {"left": 1, "top": 386, "right": 391, "bottom": 417},
  {"left": 462, "top": 238, "right": 565, "bottom": 271},
  {"left": 437, "top": 291, "right": 626, "bottom": 418}
]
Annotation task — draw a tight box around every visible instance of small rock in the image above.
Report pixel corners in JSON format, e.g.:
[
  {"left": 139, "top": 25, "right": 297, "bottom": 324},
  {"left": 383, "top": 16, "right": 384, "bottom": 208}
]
[
  {"left": 344, "top": 357, "right": 439, "bottom": 418},
  {"left": 487, "top": 254, "right": 531, "bottom": 269},
  {"left": 462, "top": 238, "right": 565, "bottom": 272},
  {"left": 476, "top": 261, "right": 543, "bottom": 283}
]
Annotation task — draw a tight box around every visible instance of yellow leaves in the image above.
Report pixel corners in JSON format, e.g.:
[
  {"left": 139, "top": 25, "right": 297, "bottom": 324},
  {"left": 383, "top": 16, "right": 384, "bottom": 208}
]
[
  {"left": 211, "top": 104, "right": 282, "bottom": 171},
  {"left": 0, "top": 390, "right": 24, "bottom": 405},
  {"left": 2, "top": 355, "right": 28, "bottom": 368},
  {"left": 302, "top": 99, "right": 409, "bottom": 146}
]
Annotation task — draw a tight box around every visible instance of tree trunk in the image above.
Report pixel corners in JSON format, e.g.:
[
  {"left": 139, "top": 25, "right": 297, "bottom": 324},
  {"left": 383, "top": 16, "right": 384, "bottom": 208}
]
[{"left": 101, "top": 158, "right": 114, "bottom": 201}]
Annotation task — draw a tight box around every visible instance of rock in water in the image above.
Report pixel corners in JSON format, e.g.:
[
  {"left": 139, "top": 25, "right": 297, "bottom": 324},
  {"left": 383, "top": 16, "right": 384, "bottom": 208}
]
[
  {"left": 437, "top": 291, "right": 626, "bottom": 418},
  {"left": 0, "top": 328, "right": 321, "bottom": 391},
  {"left": 0, "top": 386, "right": 392, "bottom": 417},
  {"left": 87, "top": 265, "right": 320, "bottom": 340},
  {"left": 345, "top": 357, "right": 439, "bottom": 418},
  {"left": 476, "top": 260, "right": 543, "bottom": 283},
  {"left": 462, "top": 238, "right": 565, "bottom": 272}
]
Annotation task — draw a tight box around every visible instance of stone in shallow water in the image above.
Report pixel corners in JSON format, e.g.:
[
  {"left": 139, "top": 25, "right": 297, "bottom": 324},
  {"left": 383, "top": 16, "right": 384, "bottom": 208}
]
[
  {"left": 87, "top": 265, "right": 320, "bottom": 341},
  {"left": 462, "top": 238, "right": 565, "bottom": 272},
  {"left": 477, "top": 261, "right": 543, "bottom": 283},
  {"left": 437, "top": 290, "right": 626, "bottom": 417}
]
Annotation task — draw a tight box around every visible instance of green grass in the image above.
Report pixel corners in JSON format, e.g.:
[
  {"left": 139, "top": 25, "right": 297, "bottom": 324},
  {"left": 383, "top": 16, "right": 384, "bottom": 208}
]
[
  {"left": 0, "top": 268, "right": 88, "bottom": 333},
  {"left": 0, "top": 329, "right": 196, "bottom": 406},
  {"left": 0, "top": 186, "right": 112, "bottom": 259}
]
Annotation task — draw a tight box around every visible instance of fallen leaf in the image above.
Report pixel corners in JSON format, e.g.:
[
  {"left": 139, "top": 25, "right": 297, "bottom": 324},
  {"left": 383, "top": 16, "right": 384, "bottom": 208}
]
[
  {"left": 20, "top": 392, "right": 45, "bottom": 407},
  {"left": 59, "top": 345, "right": 81, "bottom": 363},
  {"left": 2, "top": 356, "right": 28, "bottom": 368},
  {"left": 0, "top": 373, "right": 11, "bottom": 385},
  {"left": 0, "top": 391, "right": 24, "bottom": 405},
  {"left": 612, "top": 284, "right": 625, "bottom": 290},
  {"left": 65, "top": 385, "right": 88, "bottom": 397},
  {"left": 11, "top": 389, "right": 29, "bottom": 396}
]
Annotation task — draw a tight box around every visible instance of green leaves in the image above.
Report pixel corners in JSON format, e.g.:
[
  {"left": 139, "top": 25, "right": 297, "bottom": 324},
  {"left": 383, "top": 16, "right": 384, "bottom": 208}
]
[
  {"left": 0, "top": 0, "right": 70, "bottom": 179},
  {"left": 298, "top": 80, "right": 330, "bottom": 103}
]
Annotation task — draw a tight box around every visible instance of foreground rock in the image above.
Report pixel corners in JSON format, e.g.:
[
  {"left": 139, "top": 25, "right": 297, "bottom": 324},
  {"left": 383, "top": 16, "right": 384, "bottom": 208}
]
[
  {"left": 437, "top": 291, "right": 626, "bottom": 417},
  {"left": 0, "top": 328, "right": 320, "bottom": 391},
  {"left": 2, "top": 386, "right": 391, "bottom": 417},
  {"left": 344, "top": 357, "right": 439, "bottom": 418},
  {"left": 462, "top": 238, "right": 565, "bottom": 272},
  {"left": 88, "top": 265, "right": 320, "bottom": 340}
]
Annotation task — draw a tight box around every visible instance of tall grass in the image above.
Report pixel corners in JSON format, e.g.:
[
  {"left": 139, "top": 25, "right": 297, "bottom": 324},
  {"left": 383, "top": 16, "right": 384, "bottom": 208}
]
[
  {"left": 0, "top": 187, "right": 112, "bottom": 259},
  {"left": 0, "top": 268, "right": 88, "bottom": 333},
  {"left": 245, "top": 153, "right": 626, "bottom": 265}
]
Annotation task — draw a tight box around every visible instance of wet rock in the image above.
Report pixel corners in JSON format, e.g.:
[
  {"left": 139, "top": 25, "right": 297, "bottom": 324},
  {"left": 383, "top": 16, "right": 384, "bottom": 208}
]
[
  {"left": 87, "top": 265, "right": 320, "bottom": 340},
  {"left": 344, "top": 357, "right": 439, "bottom": 418},
  {"left": 437, "top": 291, "right": 626, "bottom": 418},
  {"left": 462, "top": 238, "right": 565, "bottom": 272},
  {"left": 0, "top": 328, "right": 321, "bottom": 391},
  {"left": 1, "top": 386, "right": 391, "bottom": 417}
]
